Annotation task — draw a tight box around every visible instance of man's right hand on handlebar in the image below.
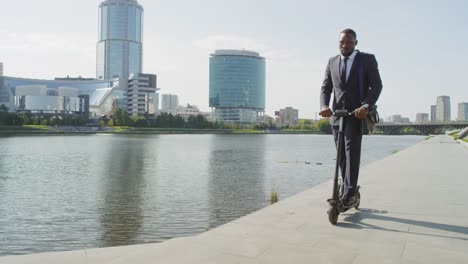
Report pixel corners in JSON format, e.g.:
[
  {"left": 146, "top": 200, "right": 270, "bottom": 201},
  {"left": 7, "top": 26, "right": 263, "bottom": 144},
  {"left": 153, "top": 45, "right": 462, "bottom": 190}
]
[{"left": 319, "top": 106, "right": 332, "bottom": 117}]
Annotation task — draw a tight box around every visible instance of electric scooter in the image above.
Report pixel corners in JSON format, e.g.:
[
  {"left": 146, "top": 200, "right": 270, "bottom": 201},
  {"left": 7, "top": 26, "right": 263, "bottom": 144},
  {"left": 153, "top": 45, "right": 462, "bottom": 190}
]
[{"left": 327, "top": 109, "right": 361, "bottom": 225}]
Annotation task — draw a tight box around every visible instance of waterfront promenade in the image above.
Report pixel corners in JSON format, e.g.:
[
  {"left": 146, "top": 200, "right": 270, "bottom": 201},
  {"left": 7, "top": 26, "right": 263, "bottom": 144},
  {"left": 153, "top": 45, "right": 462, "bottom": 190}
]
[{"left": 1, "top": 135, "right": 467, "bottom": 263}]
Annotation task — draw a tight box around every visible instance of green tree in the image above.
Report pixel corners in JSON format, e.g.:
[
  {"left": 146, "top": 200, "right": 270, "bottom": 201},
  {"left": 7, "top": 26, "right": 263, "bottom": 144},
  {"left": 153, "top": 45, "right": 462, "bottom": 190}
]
[
  {"left": 155, "top": 113, "right": 170, "bottom": 128},
  {"left": 74, "top": 116, "right": 87, "bottom": 126},
  {"left": 32, "top": 116, "right": 40, "bottom": 125},
  {"left": 195, "top": 114, "right": 209, "bottom": 128},
  {"left": 0, "top": 104, "right": 8, "bottom": 112},
  {"left": 21, "top": 113, "right": 30, "bottom": 125},
  {"left": 50, "top": 117, "right": 60, "bottom": 126},
  {"left": 317, "top": 118, "right": 332, "bottom": 134},
  {"left": 114, "top": 108, "right": 123, "bottom": 126},
  {"left": 132, "top": 115, "right": 148, "bottom": 127},
  {"left": 174, "top": 115, "right": 185, "bottom": 128}
]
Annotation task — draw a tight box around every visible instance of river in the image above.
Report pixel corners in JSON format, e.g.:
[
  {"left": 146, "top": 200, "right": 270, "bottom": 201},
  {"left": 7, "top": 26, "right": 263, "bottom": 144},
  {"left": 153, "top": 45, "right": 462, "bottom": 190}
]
[{"left": 0, "top": 134, "right": 424, "bottom": 255}]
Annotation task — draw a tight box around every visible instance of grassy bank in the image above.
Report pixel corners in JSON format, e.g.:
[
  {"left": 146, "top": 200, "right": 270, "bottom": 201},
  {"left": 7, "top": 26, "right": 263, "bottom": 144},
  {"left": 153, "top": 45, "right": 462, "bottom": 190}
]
[
  {"left": 116, "top": 127, "right": 322, "bottom": 134},
  {"left": 1, "top": 125, "right": 325, "bottom": 135},
  {"left": 448, "top": 131, "right": 468, "bottom": 143},
  {"left": 115, "top": 127, "right": 234, "bottom": 134},
  {"left": 0, "top": 125, "right": 60, "bottom": 135}
]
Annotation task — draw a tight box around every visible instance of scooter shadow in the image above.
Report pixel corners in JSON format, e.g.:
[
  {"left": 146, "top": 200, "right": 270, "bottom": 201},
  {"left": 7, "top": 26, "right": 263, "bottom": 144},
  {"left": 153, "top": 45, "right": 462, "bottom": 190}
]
[{"left": 335, "top": 208, "right": 468, "bottom": 241}]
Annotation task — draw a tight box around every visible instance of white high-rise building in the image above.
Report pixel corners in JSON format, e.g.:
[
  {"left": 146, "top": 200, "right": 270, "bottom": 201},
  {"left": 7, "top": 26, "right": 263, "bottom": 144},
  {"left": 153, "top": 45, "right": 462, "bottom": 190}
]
[
  {"left": 161, "top": 94, "right": 179, "bottom": 115},
  {"left": 390, "top": 114, "right": 402, "bottom": 123},
  {"left": 458, "top": 102, "right": 468, "bottom": 121},
  {"left": 126, "top": 73, "right": 158, "bottom": 116},
  {"left": 436, "top": 96, "right": 451, "bottom": 122},
  {"left": 416, "top": 113, "right": 429, "bottom": 123},
  {"left": 96, "top": 0, "right": 143, "bottom": 79},
  {"left": 430, "top": 105, "right": 436, "bottom": 122}
]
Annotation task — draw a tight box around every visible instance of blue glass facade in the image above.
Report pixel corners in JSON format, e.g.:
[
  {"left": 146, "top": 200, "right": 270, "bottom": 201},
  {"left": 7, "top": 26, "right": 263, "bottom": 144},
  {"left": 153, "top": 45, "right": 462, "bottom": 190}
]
[
  {"left": 209, "top": 50, "right": 265, "bottom": 123},
  {"left": 97, "top": 0, "right": 143, "bottom": 79},
  {"left": 209, "top": 50, "right": 266, "bottom": 110}
]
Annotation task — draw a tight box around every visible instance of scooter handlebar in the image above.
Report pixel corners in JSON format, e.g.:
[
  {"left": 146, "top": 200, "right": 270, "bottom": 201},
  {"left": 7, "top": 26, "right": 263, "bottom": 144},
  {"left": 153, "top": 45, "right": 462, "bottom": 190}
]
[{"left": 332, "top": 110, "right": 352, "bottom": 117}]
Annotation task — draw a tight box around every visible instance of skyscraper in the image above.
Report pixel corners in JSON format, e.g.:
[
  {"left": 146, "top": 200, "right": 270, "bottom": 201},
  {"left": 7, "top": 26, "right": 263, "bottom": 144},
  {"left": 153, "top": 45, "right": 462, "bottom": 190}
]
[
  {"left": 161, "top": 94, "right": 179, "bottom": 115},
  {"left": 458, "top": 102, "right": 468, "bottom": 121},
  {"left": 436, "top": 96, "right": 450, "bottom": 122},
  {"left": 96, "top": 0, "right": 143, "bottom": 80},
  {"left": 415, "top": 113, "right": 429, "bottom": 123},
  {"left": 209, "top": 50, "right": 266, "bottom": 123},
  {"left": 0, "top": 62, "right": 3, "bottom": 76},
  {"left": 430, "top": 105, "right": 436, "bottom": 122}
]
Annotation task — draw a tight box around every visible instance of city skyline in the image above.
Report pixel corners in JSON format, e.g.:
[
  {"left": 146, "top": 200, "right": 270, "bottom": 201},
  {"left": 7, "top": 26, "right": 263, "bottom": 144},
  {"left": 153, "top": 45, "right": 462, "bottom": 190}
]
[{"left": 1, "top": 0, "right": 467, "bottom": 119}]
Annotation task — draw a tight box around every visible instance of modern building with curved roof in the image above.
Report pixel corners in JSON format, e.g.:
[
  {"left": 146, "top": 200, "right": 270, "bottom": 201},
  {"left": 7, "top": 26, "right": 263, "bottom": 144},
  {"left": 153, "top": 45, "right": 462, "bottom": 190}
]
[
  {"left": 209, "top": 49, "right": 266, "bottom": 123},
  {"left": 0, "top": 76, "right": 123, "bottom": 117}
]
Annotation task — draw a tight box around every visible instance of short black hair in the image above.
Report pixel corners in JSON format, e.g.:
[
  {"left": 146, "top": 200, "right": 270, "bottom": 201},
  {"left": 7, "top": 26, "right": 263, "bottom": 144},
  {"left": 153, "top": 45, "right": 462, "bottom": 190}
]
[{"left": 340, "top": 28, "right": 357, "bottom": 39}]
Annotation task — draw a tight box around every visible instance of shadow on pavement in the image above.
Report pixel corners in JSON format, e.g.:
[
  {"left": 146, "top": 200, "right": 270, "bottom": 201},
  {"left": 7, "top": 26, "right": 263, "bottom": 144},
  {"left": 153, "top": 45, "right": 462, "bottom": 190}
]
[{"left": 336, "top": 208, "right": 468, "bottom": 241}]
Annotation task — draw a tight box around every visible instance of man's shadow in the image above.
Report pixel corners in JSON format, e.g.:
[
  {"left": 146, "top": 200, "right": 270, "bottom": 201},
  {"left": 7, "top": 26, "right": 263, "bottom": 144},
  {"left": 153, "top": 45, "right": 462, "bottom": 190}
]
[{"left": 337, "top": 208, "right": 468, "bottom": 241}]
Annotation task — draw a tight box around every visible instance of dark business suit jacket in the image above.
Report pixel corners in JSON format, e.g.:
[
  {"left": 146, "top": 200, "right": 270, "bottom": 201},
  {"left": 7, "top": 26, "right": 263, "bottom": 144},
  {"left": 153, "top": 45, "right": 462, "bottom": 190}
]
[{"left": 320, "top": 51, "right": 383, "bottom": 123}]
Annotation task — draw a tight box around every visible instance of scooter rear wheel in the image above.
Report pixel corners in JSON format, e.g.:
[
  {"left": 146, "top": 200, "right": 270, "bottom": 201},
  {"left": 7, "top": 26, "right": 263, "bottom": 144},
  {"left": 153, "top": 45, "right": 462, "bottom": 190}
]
[
  {"left": 354, "top": 189, "right": 361, "bottom": 210},
  {"left": 327, "top": 205, "right": 339, "bottom": 225}
]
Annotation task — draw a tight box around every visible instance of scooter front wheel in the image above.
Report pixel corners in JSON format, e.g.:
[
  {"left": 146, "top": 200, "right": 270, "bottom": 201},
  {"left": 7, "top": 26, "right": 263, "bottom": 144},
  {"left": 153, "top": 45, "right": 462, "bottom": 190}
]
[{"left": 327, "top": 205, "right": 339, "bottom": 225}]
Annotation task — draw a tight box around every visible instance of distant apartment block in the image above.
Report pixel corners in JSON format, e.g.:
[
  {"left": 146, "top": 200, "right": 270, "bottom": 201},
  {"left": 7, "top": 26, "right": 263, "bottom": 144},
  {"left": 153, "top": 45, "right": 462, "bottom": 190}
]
[
  {"left": 127, "top": 73, "right": 158, "bottom": 116},
  {"left": 176, "top": 104, "right": 200, "bottom": 120},
  {"left": 200, "top": 111, "right": 212, "bottom": 122},
  {"left": 430, "top": 105, "right": 436, "bottom": 122},
  {"left": 275, "top": 107, "right": 299, "bottom": 127},
  {"left": 388, "top": 114, "right": 411, "bottom": 124},
  {"left": 0, "top": 62, "right": 3, "bottom": 76},
  {"left": 436, "top": 96, "right": 450, "bottom": 122},
  {"left": 458, "top": 102, "right": 468, "bottom": 121},
  {"left": 161, "top": 94, "right": 179, "bottom": 115},
  {"left": 258, "top": 115, "right": 274, "bottom": 126},
  {"left": 415, "top": 113, "right": 429, "bottom": 123},
  {"left": 389, "top": 114, "right": 402, "bottom": 123}
]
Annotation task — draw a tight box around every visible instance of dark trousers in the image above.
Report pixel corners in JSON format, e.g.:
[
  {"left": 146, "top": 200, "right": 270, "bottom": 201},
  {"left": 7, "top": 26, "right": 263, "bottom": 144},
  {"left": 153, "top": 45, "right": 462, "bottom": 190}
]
[{"left": 332, "top": 116, "right": 363, "bottom": 197}]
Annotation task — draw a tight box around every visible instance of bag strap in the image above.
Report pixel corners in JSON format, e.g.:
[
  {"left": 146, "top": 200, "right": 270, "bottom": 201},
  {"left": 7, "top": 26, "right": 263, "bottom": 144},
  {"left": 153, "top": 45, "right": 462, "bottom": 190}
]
[{"left": 373, "top": 107, "right": 380, "bottom": 123}]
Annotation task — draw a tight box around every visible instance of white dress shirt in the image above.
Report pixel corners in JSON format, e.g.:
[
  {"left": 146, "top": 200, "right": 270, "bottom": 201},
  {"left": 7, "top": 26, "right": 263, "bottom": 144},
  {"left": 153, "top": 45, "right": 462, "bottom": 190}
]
[
  {"left": 340, "top": 49, "right": 358, "bottom": 83},
  {"left": 340, "top": 50, "right": 368, "bottom": 108}
]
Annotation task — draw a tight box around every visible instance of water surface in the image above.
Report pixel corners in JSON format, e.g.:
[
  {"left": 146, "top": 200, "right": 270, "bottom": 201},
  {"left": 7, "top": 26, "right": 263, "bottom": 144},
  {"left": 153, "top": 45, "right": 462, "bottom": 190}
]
[{"left": 0, "top": 134, "right": 423, "bottom": 255}]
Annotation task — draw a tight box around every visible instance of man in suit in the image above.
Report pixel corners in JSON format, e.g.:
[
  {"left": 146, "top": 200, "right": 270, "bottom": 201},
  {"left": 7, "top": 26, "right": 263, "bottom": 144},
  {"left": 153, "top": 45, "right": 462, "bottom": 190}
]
[{"left": 319, "top": 28, "right": 383, "bottom": 207}]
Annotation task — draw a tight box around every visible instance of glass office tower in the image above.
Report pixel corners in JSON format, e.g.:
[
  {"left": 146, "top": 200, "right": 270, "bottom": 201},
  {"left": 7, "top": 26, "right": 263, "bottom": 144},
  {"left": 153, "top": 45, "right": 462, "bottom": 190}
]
[
  {"left": 209, "top": 50, "right": 266, "bottom": 123},
  {"left": 97, "top": 0, "right": 143, "bottom": 80}
]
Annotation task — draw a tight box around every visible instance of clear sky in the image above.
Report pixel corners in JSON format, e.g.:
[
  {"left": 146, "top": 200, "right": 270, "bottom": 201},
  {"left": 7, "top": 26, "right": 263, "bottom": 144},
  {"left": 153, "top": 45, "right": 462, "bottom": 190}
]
[{"left": 1, "top": 0, "right": 467, "bottom": 120}]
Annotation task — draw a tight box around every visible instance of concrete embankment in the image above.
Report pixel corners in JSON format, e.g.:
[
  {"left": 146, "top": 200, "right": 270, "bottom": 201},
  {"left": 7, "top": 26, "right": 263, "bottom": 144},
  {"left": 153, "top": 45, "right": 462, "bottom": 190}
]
[{"left": 1, "top": 135, "right": 467, "bottom": 263}]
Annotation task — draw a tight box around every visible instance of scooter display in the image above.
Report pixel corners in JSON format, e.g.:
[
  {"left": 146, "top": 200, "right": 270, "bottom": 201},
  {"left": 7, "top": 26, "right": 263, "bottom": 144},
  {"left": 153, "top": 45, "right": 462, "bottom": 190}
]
[{"left": 327, "top": 110, "right": 361, "bottom": 225}]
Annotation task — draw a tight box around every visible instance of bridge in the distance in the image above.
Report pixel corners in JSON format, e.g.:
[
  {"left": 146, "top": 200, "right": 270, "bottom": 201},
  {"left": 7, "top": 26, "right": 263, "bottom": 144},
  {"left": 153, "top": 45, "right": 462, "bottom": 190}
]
[{"left": 376, "top": 122, "right": 468, "bottom": 135}]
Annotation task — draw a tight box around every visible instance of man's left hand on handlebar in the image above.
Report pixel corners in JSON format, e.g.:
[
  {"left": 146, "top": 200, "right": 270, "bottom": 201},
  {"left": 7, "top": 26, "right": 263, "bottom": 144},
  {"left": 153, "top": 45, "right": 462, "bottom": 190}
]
[{"left": 353, "top": 106, "right": 368, "bottom": 119}]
